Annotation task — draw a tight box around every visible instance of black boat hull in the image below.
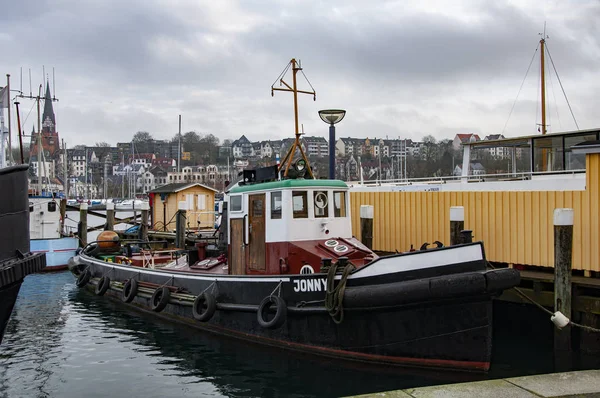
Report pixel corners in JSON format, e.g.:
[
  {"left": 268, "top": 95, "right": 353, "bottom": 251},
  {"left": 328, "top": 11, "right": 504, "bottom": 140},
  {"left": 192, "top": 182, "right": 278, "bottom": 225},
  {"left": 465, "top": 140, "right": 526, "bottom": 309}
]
[
  {"left": 0, "top": 165, "right": 47, "bottom": 343},
  {"left": 69, "top": 243, "right": 519, "bottom": 372}
]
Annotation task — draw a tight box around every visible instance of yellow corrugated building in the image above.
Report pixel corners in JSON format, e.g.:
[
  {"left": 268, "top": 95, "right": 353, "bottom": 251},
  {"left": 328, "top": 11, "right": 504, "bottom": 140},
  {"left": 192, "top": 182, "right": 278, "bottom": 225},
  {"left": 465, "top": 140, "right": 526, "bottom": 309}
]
[
  {"left": 350, "top": 151, "right": 600, "bottom": 272},
  {"left": 149, "top": 183, "right": 218, "bottom": 232}
]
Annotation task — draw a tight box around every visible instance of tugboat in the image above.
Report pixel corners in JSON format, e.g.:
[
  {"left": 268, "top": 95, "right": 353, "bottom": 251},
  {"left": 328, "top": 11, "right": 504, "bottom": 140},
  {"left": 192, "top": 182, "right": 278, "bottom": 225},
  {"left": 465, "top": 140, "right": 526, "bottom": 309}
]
[{"left": 68, "top": 59, "right": 520, "bottom": 371}]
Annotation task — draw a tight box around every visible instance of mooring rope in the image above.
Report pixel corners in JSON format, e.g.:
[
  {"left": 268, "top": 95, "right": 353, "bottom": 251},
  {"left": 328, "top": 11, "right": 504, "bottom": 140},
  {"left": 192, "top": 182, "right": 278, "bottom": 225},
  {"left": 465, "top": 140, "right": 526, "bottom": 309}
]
[
  {"left": 487, "top": 261, "right": 600, "bottom": 333},
  {"left": 324, "top": 260, "right": 356, "bottom": 324}
]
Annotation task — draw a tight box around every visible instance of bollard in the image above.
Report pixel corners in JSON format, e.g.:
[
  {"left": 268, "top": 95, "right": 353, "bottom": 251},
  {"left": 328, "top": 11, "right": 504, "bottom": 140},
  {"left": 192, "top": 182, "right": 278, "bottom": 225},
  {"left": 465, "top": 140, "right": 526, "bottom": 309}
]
[
  {"left": 360, "top": 205, "right": 374, "bottom": 250},
  {"left": 553, "top": 208, "right": 574, "bottom": 371},
  {"left": 79, "top": 202, "right": 88, "bottom": 247},
  {"left": 139, "top": 202, "right": 149, "bottom": 242},
  {"left": 450, "top": 206, "right": 464, "bottom": 246},
  {"left": 175, "top": 202, "right": 187, "bottom": 249},
  {"left": 105, "top": 202, "right": 115, "bottom": 231}
]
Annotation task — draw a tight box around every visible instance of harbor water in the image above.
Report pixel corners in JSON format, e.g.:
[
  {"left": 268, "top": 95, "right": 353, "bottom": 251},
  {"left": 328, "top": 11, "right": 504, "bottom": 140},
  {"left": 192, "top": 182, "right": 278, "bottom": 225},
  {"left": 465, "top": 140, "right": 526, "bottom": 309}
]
[{"left": 1, "top": 272, "right": 599, "bottom": 398}]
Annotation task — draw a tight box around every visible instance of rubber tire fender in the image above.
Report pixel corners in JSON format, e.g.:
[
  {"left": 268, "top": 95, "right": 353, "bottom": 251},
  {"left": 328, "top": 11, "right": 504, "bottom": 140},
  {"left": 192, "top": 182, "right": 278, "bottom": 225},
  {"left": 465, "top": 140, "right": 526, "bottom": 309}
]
[
  {"left": 95, "top": 276, "right": 111, "bottom": 296},
  {"left": 192, "top": 292, "right": 217, "bottom": 322},
  {"left": 257, "top": 296, "right": 287, "bottom": 329},
  {"left": 151, "top": 287, "right": 171, "bottom": 312},
  {"left": 76, "top": 269, "right": 91, "bottom": 288},
  {"left": 121, "top": 279, "right": 138, "bottom": 303}
]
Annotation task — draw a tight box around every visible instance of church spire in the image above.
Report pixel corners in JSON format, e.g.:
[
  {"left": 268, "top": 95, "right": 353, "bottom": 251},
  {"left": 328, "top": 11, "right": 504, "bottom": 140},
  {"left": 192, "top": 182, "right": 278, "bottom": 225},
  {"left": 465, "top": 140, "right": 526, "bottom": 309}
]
[{"left": 42, "top": 81, "right": 56, "bottom": 130}]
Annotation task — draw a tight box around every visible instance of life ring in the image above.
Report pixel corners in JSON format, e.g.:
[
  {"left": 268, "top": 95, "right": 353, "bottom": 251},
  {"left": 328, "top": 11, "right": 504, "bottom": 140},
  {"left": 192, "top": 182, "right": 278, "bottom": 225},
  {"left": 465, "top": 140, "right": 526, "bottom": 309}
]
[
  {"left": 76, "top": 269, "right": 91, "bottom": 287},
  {"left": 256, "top": 296, "right": 287, "bottom": 329},
  {"left": 121, "top": 279, "right": 138, "bottom": 303},
  {"left": 95, "top": 276, "right": 111, "bottom": 296},
  {"left": 192, "top": 292, "right": 216, "bottom": 322},
  {"left": 151, "top": 286, "right": 171, "bottom": 312}
]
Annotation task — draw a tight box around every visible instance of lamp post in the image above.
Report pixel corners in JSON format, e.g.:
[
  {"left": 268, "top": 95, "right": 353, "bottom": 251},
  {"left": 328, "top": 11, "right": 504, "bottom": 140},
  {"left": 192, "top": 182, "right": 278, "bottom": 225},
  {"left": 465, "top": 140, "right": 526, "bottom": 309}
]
[{"left": 318, "top": 109, "right": 346, "bottom": 180}]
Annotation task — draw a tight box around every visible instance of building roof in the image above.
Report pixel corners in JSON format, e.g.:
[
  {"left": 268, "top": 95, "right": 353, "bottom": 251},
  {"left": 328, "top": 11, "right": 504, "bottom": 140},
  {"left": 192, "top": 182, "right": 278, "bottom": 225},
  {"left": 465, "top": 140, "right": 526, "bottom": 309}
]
[
  {"left": 456, "top": 133, "right": 481, "bottom": 143},
  {"left": 148, "top": 182, "right": 218, "bottom": 194},
  {"left": 42, "top": 82, "right": 56, "bottom": 126},
  {"left": 229, "top": 179, "right": 347, "bottom": 194}
]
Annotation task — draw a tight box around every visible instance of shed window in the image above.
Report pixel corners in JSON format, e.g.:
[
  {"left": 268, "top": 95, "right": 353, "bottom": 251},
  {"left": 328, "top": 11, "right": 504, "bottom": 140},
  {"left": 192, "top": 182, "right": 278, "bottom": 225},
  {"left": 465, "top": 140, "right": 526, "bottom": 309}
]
[
  {"left": 292, "top": 191, "right": 308, "bottom": 218},
  {"left": 271, "top": 191, "right": 282, "bottom": 219},
  {"left": 334, "top": 191, "right": 346, "bottom": 217},
  {"left": 313, "top": 191, "right": 328, "bottom": 218},
  {"left": 231, "top": 195, "right": 242, "bottom": 212}
]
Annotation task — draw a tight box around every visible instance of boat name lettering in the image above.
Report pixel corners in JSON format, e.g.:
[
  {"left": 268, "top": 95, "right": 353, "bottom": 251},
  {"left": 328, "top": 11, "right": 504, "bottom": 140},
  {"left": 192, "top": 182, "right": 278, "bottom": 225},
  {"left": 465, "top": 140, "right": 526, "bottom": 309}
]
[{"left": 293, "top": 278, "right": 326, "bottom": 292}]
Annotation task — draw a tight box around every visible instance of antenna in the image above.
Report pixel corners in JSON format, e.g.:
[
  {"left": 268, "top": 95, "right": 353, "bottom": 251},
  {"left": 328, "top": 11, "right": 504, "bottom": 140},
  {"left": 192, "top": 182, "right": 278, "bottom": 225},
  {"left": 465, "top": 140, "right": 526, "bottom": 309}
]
[
  {"left": 20, "top": 67, "right": 22, "bottom": 93},
  {"left": 28, "top": 69, "right": 32, "bottom": 97},
  {"left": 52, "top": 67, "right": 56, "bottom": 99},
  {"left": 42, "top": 65, "right": 45, "bottom": 86}
]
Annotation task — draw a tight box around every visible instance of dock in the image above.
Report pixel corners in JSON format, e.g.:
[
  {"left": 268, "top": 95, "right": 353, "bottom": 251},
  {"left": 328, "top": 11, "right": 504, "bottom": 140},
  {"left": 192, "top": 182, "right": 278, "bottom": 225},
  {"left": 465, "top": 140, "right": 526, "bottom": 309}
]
[{"left": 352, "top": 370, "right": 600, "bottom": 397}]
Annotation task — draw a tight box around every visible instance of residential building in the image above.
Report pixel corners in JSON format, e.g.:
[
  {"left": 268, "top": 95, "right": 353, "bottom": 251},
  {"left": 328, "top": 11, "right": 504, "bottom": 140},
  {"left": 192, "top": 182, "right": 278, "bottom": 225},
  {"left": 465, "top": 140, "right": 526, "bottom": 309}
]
[{"left": 452, "top": 133, "right": 481, "bottom": 150}]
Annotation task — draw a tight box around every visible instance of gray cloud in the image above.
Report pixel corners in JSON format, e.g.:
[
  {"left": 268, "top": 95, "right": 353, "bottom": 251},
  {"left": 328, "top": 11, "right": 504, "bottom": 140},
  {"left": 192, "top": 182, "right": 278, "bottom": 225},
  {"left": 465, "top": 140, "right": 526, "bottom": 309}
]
[{"left": 1, "top": 0, "right": 598, "bottom": 147}]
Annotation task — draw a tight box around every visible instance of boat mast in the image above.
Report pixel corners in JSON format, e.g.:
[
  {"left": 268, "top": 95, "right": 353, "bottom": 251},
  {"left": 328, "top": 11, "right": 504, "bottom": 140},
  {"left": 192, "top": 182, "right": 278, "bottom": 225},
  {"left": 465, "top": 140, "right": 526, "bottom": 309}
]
[
  {"left": 37, "top": 85, "right": 42, "bottom": 195},
  {"left": 540, "top": 31, "right": 546, "bottom": 135},
  {"left": 271, "top": 59, "right": 316, "bottom": 178}
]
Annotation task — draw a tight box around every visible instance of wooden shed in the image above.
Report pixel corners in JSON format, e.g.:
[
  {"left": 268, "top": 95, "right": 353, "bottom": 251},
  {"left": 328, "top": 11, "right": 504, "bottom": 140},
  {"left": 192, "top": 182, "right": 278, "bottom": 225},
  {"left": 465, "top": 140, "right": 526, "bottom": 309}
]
[{"left": 148, "top": 183, "right": 218, "bottom": 232}]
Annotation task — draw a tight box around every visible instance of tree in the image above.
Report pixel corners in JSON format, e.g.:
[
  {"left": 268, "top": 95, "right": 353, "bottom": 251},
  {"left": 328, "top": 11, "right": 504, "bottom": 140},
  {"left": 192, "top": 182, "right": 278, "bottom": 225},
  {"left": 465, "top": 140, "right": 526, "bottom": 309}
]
[{"left": 132, "top": 131, "right": 153, "bottom": 143}]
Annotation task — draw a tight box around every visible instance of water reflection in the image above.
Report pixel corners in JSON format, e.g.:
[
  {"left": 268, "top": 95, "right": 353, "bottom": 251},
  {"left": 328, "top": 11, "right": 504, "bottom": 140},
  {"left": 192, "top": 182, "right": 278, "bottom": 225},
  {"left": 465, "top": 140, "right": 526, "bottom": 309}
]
[{"left": 2, "top": 272, "right": 598, "bottom": 398}]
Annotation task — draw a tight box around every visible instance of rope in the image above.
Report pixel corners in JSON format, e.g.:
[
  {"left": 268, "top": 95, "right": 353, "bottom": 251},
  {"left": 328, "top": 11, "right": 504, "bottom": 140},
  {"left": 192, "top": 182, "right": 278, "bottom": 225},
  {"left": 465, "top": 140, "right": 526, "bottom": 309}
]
[
  {"left": 502, "top": 43, "right": 539, "bottom": 135},
  {"left": 324, "top": 260, "right": 356, "bottom": 324},
  {"left": 487, "top": 261, "right": 600, "bottom": 333},
  {"left": 545, "top": 43, "right": 580, "bottom": 130},
  {"left": 269, "top": 281, "right": 283, "bottom": 298}
]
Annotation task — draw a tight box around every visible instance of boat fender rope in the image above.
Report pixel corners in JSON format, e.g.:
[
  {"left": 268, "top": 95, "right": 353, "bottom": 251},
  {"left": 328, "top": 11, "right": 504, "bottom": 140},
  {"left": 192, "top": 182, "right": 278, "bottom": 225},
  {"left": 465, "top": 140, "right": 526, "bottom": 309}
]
[
  {"left": 325, "top": 259, "right": 356, "bottom": 324},
  {"left": 269, "top": 281, "right": 283, "bottom": 299},
  {"left": 486, "top": 261, "right": 600, "bottom": 333}
]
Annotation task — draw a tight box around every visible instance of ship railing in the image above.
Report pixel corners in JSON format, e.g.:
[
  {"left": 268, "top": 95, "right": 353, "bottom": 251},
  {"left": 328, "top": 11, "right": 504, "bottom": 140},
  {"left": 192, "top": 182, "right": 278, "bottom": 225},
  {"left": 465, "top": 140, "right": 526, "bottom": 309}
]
[{"left": 353, "top": 168, "right": 585, "bottom": 186}]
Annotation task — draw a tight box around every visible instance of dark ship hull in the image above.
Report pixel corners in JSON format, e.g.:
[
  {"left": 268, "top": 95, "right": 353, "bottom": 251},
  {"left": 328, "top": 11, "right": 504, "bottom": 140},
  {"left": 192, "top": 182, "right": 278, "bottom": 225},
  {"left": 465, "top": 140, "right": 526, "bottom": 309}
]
[
  {"left": 69, "top": 242, "right": 519, "bottom": 372},
  {"left": 0, "top": 165, "right": 47, "bottom": 343}
]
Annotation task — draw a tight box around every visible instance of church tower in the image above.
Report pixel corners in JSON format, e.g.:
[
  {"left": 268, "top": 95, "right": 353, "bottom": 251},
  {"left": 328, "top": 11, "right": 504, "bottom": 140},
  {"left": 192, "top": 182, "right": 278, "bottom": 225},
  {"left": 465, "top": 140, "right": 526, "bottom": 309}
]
[{"left": 29, "top": 82, "right": 60, "bottom": 162}]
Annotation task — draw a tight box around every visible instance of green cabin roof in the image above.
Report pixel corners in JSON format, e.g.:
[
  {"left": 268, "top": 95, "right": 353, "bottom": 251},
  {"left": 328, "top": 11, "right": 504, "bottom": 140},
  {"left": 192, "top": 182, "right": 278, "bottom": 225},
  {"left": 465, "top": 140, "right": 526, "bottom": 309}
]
[{"left": 229, "top": 179, "right": 348, "bottom": 194}]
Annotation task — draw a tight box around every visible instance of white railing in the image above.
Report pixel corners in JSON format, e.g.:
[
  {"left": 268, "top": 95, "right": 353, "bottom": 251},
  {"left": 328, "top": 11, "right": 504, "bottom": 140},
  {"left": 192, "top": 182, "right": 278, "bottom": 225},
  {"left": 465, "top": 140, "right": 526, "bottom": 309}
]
[{"left": 352, "top": 169, "right": 586, "bottom": 186}]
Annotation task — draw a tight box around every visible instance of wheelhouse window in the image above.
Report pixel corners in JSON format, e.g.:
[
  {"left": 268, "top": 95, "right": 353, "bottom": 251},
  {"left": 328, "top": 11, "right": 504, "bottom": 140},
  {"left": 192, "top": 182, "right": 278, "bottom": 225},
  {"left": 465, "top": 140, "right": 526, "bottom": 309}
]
[
  {"left": 292, "top": 191, "right": 308, "bottom": 219},
  {"left": 230, "top": 195, "right": 242, "bottom": 212},
  {"left": 313, "top": 191, "right": 328, "bottom": 218},
  {"left": 334, "top": 191, "right": 347, "bottom": 217},
  {"left": 271, "top": 191, "right": 282, "bottom": 219}
]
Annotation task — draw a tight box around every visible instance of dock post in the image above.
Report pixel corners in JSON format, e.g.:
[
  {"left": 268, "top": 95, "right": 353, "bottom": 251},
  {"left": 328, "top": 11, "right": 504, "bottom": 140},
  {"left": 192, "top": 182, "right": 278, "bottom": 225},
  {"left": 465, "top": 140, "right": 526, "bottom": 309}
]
[
  {"left": 553, "top": 208, "right": 574, "bottom": 371},
  {"left": 360, "top": 205, "right": 374, "bottom": 250},
  {"left": 79, "top": 202, "right": 88, "bottom": 247},
  {"left": 450, "top": 206, "right": 464, "bottom": 246},
  {"left": 105, "top": 202, "right": 115, "bottom": 231},
  {"left": 140, "top": 202, "right": 149, "bottom": 242},
  {"left": 175, "top": 202, "right": 187, "bottom": 249},
  {"left": 59, "top": 198, "right": 67, "bottom": 236}
]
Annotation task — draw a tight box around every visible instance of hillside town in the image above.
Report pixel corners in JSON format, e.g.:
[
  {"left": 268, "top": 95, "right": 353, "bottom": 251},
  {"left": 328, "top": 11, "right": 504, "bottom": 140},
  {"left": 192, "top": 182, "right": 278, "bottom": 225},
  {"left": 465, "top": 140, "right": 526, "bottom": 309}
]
[{"left": 21, "top": 84, "right": 532, "bottom": 198}]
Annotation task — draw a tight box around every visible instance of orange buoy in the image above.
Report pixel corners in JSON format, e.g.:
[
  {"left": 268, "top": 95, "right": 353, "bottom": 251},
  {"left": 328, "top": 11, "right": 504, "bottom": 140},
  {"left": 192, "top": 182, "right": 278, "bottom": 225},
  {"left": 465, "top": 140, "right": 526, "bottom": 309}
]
[{"left": 97, "top": 230, "right": 120, "bottom": 250}]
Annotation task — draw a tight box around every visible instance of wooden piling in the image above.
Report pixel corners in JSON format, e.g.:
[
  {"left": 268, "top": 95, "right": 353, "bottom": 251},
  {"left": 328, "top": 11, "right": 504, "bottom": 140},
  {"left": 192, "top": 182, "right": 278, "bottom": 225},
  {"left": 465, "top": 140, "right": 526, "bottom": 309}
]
[
  {"left": 450, "top": 206, "right": 464, "bottom": 246},
  {"left": 105, "top": 202, "right": 115, "bottom": 231},
  {"left": 79, "top": 202, "right": 88, "bottom": 247},
  {"left": 554, "top": 208, "right": 574, "bottom": 371},
  {"left": 140, "top": 201, "right": 149, "bottom": 242},
  {"left": 59, "top": 198, "right": 67, "bottom": 236},
  {"left": 360, "top": 205, "right": 374, "bottom": 250},
  {"left": 175, "top": 202, "right": 187, "bottom": 249}
]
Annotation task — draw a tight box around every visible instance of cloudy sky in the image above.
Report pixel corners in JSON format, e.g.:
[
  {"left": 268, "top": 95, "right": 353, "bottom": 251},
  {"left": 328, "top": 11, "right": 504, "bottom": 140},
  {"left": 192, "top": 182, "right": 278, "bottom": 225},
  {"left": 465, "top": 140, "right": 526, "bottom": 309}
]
[{"left": 1, "top": 0, "right": 599, "bottom": 147}]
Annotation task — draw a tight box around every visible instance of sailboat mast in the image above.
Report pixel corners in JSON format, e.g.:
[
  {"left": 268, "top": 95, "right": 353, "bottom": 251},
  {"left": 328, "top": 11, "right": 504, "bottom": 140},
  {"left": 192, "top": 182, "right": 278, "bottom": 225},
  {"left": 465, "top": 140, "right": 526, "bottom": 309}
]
[
  {"left": 540, "top": 36, "right": 546, "bottom": 135},
  {"left": 37, "top": 85, "right": 42, "bottom": 195}
]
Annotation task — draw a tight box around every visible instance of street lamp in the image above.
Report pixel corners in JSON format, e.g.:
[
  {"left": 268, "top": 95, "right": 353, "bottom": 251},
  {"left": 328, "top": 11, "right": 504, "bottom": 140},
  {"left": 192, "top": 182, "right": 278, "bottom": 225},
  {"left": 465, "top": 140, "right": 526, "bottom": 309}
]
[{"left": 318, "top": 109, "right": 346, "bottom": 180}]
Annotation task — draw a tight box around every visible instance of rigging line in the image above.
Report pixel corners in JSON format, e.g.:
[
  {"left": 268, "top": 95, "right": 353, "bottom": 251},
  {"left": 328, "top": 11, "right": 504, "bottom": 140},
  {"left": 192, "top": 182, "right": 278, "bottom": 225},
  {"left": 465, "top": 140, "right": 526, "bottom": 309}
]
[
  {"left": 545, "top": 43, "right": 580, "bottom": 130},
  {"left": 502, "top": 44, "right": 540, "bottom": 135},
  {"left": 300, "top": 69, "right": 316, "bottom": 94},
  {"left": 547, "top": 49, "right": 562, "bottom": 131},
  {"left": 271, "top": 61, "right": 292, "bottom": 88},
  {"left": 20, "top": 100, "right": 36, "bottom": 132}
]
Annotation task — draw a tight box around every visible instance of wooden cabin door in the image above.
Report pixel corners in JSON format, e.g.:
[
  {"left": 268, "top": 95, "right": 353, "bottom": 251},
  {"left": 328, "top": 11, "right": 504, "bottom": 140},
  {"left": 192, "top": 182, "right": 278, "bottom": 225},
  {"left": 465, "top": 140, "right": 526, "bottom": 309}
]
[
  {"left": 248, "top": 194, "right": 266, "bottom": 271},
  {"left": 230, "top": 218, "right": 245, "bottom": 275}
]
